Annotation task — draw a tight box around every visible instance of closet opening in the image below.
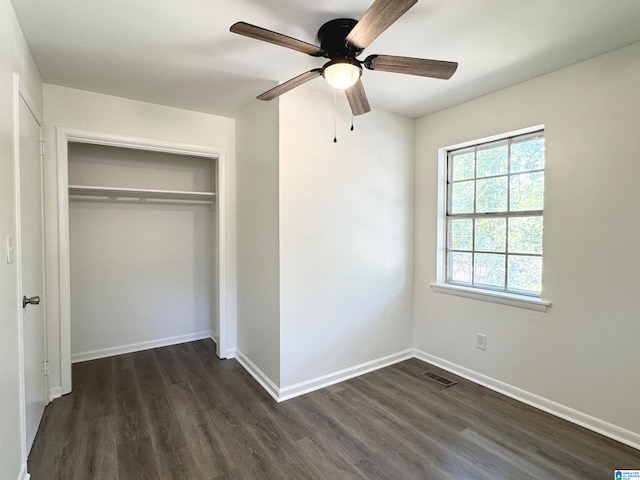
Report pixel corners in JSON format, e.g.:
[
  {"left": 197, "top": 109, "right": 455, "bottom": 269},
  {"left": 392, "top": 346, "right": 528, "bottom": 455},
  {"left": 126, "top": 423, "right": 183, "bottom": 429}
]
[{"left": 56, "top": 129, "right": 231, "bottom": 395}]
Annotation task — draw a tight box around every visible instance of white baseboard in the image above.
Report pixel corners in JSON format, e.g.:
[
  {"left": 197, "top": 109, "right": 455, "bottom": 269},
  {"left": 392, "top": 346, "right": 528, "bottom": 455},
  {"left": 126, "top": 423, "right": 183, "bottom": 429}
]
[
  {"left": 235, "top": 348, "right": 415, "bottom": 404},
  {"left": 414, "top": 349, "right": 640, "bottom": 451},
  {"left": 71, "top": 330, "right": 214, "bottom": 363},
  {"left": 235, "top": 349, "right": 279, "bottom": 401},
  {"left": 48, "top": 386, "right": 62, "bottom": 402},
  {"left": 278, "top": 349, "right": 415, "bottom": 402},
  {"left": 18, "top": 464, "right": 30, "bottom": 480}
]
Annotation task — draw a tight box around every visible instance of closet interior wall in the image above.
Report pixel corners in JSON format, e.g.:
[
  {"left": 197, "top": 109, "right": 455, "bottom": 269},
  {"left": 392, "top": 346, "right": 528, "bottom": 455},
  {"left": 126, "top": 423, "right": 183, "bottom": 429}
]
[{"left": 67, "top": 142, "right": 217, "bottom": 362}]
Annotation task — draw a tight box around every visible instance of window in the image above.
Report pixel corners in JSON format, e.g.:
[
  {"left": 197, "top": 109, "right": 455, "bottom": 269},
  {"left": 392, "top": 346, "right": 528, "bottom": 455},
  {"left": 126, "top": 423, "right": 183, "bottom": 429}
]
[{"left": 442, "top": 129, "right": 545, "bottom": 300}]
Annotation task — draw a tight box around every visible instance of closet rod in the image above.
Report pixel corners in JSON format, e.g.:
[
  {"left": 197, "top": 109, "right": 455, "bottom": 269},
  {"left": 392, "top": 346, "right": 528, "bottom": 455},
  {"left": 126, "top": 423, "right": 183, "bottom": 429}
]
[
  {"left": 68, "top": 185, "right": 215, "bottom": 204},
  {"left": 68, "top": 195, "right": 214, "bottom": 206}
]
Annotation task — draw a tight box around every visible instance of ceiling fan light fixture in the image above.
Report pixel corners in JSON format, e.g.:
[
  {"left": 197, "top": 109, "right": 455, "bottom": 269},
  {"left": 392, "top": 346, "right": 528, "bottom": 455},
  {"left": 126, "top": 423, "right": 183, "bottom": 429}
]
[{"left": 322, "top": 59, "right": 362, "bottom": 89}]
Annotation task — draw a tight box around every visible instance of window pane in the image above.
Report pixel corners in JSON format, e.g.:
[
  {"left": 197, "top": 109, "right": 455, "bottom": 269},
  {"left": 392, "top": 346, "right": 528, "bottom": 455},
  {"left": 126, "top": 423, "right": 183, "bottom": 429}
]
[
  {"left": 510, "top": 172, "right": 544, "bottom": 211},
  {"left": 476, "top": 176, "right": 507, "bottom": 213},
  {"left": 448, "top": 219, "right": 473, "bottom": 250},
  {"left": 507, "top": 255, "right": 542, "bottom": 294},
  {"left": 451, "top": 150, "right": 474, "bottom": 181},
  {"left": 511, "top": 134, "right": 545, "bottom": 173},
  {"left": 477, "top": 141, "right": 508, "bottom": 178},
  {"left": 450, "top": 181, "right": 474, "bottom": 214},
  {"left": 474, "top": 253, "right": 505, "bottom": 288},
  {"left": 508, "top": 216, "right": 543, "bottom": 254},
  {"left": 448, "top": 252, "right": 472, "bottom": 284},
  {"left": 445, "top": 130, "right": 544, "bottom": 298},
  {"left": 475, "top": 218, "right": 506, "bottom": 252}
]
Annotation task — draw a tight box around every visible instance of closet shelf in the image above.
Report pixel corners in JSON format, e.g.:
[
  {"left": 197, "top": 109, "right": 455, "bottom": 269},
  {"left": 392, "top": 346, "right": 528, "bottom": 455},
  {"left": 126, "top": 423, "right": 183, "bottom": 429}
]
[{"left": 68, "top": 185, "right": 216, "bottom": 204}]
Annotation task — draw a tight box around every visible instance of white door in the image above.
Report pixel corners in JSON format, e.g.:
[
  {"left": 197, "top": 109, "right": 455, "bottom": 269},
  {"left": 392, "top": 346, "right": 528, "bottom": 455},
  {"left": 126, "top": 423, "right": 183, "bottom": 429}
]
[{"left": 19, "top": 93, "right": 47, "bottom": 453}]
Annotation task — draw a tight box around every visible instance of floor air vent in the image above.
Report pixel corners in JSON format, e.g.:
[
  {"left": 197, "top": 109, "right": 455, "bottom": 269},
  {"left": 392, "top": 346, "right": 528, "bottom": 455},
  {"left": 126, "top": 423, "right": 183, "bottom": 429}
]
[{"left": 422, "top": 371, "right": 457, "bottom": 387}]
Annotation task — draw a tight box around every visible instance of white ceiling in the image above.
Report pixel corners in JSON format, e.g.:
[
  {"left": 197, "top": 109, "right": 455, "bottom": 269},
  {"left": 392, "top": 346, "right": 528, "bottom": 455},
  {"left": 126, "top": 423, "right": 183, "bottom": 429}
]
[{"left": 10, "top": 0, "right": 640, "bottom": 119}]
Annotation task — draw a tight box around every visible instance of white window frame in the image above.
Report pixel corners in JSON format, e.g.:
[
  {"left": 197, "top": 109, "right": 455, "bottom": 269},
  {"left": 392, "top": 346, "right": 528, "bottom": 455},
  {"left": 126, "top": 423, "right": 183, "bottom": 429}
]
[{"left": 431, "top": 125, "right": 550, "bottom": 312}]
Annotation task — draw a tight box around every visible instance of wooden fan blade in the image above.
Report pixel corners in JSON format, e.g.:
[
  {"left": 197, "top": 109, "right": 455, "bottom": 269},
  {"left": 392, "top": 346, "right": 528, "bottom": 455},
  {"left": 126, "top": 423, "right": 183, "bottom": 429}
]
[
  {"left": 346, "top": 0, "right": 417, "bottom": 50},
  {"left": 230, "top": 22, "right": 323, "bottom": 56},
  {"left": 365, "top": 54, "right": 458, "bottom": 79},
  {"left": 257, "top": 69, "right": 322, "bottom": 101},
  {"left": 345, "top": 79, "right": 371, "bottom": 116}
]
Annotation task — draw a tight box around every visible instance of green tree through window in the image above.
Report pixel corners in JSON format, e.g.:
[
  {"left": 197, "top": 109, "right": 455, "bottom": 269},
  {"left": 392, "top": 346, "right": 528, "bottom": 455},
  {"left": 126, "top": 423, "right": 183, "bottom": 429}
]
[{"left": 446, "top": 131, "right": 545, "bottom": 296}]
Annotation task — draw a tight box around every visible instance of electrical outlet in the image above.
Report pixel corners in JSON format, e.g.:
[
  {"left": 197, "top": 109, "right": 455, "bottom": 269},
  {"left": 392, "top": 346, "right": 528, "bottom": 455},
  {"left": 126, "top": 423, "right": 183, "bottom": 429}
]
[{"left": 476, "top": 333, "right": 487, "bottom": 351}]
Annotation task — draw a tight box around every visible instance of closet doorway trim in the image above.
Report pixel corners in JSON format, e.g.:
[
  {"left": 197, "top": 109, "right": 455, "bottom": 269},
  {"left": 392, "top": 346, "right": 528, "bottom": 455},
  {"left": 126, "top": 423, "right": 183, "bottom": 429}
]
[{"left": 56, "top": 127, "right": 232, "bottom": 395}]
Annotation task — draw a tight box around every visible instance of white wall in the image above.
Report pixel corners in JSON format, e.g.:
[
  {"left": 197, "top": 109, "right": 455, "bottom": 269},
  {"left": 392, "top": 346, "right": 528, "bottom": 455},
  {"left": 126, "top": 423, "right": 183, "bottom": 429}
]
[
  {"left": 278, "top": 88, "right": 415, "bottom": 388},
  {"left": 68, "top": 142, "right": 215, "bottom": 191},
  {"left": 236, "top": 99, "right": 281, "bottom": 385},
  {"left": 414, "top": 41, "right": 640, "bottom": 441},
  {"left": 43, "top": 84, "right": 237, "bottom": 394},
  {"left": 0, "top": 1, "right": 42, "bottom": 478},
  {"left": 69, "top": 203, "right": 213, "bottom": 358}
]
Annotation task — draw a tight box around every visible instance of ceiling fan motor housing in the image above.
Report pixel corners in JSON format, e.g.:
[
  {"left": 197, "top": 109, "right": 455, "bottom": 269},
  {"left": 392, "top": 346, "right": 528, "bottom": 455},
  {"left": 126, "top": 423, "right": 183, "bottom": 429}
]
[{"left": 317, "top": 18, "right": 363, "bottom": 59}]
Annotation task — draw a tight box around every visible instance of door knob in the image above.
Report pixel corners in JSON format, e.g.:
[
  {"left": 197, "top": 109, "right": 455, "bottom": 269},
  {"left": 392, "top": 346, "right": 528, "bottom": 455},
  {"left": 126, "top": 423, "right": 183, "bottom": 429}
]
[{"left": 23, "top": 295, "right": 41, "bottom": 308}]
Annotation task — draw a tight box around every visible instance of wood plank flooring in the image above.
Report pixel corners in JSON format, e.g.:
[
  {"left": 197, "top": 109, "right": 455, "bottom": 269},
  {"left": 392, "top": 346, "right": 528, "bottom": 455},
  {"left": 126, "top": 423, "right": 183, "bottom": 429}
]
[{"left": 28, "top": 340, "right": 640, "bottom": 479}]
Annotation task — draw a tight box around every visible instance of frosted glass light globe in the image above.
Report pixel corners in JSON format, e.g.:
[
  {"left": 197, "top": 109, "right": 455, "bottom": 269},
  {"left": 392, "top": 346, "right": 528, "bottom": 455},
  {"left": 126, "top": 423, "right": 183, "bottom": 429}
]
[{"left": 323, "top": 61, "right": 361, "bottom": 89}]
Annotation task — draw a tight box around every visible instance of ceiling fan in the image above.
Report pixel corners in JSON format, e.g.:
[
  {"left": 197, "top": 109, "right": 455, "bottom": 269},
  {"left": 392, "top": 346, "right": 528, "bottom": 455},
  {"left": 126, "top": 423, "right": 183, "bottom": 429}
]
[{"left": 230, "top": 0, "right": 458, "bottom": 116}]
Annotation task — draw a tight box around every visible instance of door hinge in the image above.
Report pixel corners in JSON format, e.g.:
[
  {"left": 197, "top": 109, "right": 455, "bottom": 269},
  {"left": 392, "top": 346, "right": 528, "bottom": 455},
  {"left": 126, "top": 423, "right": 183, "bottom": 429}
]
[
  {"left": 40, "top": 141, "right": 45, "bottom": 156},
  {"left": 44, "top": 361, "right": 49, "bottom": 376}
]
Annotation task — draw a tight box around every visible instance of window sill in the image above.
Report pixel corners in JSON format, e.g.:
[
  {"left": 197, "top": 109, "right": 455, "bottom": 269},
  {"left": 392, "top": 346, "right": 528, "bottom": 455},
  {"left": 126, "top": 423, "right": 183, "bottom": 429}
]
[{"left": 430, "top": 283, "right": 550, "bottom": 312}]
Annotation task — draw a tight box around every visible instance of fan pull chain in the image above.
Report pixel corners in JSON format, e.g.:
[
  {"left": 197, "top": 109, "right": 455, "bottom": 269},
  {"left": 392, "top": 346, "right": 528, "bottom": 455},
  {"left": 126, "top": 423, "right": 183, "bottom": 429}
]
[
  {"left": 351, "top": 115, "right": 354, "bottom": 131},
  {"left": 333, "top": 89, "right": 338, "bottom": 143}
]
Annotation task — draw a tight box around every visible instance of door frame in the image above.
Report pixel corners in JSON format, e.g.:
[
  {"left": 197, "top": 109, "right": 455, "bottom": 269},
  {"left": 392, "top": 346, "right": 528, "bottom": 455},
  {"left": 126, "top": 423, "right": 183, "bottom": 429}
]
[
  {"left": 13, "top": 73, "right": 47, "bottom": 463},
  {"left": 56, "top": 128, "right": 233, "bottom": 395}
]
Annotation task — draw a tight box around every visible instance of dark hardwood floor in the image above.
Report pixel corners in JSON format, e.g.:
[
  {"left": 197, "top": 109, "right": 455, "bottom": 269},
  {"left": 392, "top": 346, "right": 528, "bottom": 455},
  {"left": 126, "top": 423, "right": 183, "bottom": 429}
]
[{"left": 28, "top": 339, "right": 639, "bottom": 479}]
